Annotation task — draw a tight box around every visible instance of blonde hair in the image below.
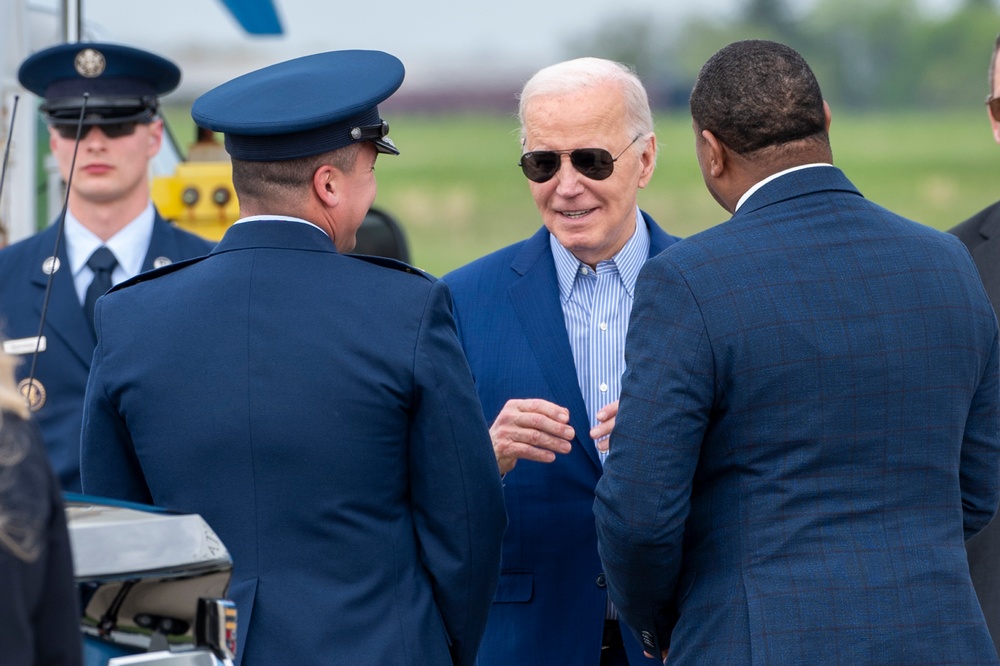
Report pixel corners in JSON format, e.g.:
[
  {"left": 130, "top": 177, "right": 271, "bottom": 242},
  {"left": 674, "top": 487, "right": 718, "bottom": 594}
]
[{"left": 0, "top": 349, "right": 38, "bottom": 563}]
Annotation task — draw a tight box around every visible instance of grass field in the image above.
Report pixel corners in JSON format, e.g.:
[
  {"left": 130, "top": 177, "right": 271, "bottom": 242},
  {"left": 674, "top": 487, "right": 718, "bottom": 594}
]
[{"left": 164, "top": 107, "right": 1000, "bottom": 277}]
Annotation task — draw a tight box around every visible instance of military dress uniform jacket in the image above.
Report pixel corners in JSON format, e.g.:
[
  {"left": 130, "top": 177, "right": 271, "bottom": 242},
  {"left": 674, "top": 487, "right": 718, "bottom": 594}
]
[
  {"left": 0, "top": 213, "right": 213, "bottom": 491},
  {"left": 952, "top": 200, "right": 1000, "bottom": 651},
  {"left": 442, "top": 211, "right": 678, "bottom": 666},
  {"left": 595, "top": 167, "right": 1000, "bottom": 665},
  {"left": 80, "top": 220, "right": 507, "bottom": 666}
]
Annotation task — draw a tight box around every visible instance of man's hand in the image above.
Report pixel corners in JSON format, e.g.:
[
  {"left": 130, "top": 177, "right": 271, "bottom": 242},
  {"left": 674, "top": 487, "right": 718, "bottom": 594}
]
[
  {"left": 643, "top": 649, "right": 668, "bottom": 662},
  {"left": 490, "top": 398, "right": 574, "bottom": 475},
  {"left": 592, "top": 400, "right": 619, "bottom": 452}
]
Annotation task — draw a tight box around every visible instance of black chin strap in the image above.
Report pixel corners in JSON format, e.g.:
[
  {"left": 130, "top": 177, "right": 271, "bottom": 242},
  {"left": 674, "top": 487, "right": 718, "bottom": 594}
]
[
  {"left": 24, "top": 93, "right": 90, "bottom": 411},
  {"left": 0, "top": 95, "right": 19, "bottom": 247}
]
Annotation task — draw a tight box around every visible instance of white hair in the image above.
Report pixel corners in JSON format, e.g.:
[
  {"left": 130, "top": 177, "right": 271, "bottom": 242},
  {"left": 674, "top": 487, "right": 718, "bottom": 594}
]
[{"left": 517, "top": 57, "right": 655, "bottom": 146}]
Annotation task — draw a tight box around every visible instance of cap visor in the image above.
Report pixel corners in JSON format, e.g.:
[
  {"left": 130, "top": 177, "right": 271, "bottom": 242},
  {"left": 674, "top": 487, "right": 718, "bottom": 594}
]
[{"left": 372, "top": 136, "right": 399, "bottom": 155}]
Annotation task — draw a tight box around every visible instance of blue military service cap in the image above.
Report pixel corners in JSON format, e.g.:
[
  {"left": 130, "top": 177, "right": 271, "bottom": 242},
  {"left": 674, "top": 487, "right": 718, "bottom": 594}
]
[
  {"left": 191, "top": 50, "right": 404, "bottom": 161},
  {"left": 18, "top": 42, "right": 180, "bottom": 126}
]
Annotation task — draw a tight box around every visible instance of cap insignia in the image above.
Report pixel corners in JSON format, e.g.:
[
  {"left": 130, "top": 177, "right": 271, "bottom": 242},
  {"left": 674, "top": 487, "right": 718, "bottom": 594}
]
[{"left": 75, "top": 48, "right": 106, "bottom": 78}]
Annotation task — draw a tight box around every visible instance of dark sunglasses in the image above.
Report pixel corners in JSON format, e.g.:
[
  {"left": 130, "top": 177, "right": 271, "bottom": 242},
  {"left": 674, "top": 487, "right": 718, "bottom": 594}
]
[
  {"left": 55, "top": 121, "right": 140, "bottom": 140},
  {"left": 987, "top": 95, "right": 1000, "bottom": 120},
  {"left": 519, "top": 135, "right": 641, "bottom": 183}
]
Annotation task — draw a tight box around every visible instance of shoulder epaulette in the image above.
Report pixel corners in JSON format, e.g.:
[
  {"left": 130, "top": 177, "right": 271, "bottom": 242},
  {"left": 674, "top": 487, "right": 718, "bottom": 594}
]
[
  {"left": 109, "top": 255, "right": 210, "bottom": 293},
  {"left": 348, "top": 253, "right": 435, "bottom": 281}
]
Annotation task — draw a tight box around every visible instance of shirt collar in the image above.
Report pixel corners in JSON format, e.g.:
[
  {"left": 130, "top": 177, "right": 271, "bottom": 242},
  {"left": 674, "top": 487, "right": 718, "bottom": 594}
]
[
  {"left": 234, "top": 215, "right": 330, "bottom": 237},
  {"left": 735, "top": 163, "right": 834, "bottom": 212},
  {"left": 66, "top": 202, "right": 155, "bottom": 278},
  {"left": 550, "top": 207, "right": 650, "bottom": 303}
]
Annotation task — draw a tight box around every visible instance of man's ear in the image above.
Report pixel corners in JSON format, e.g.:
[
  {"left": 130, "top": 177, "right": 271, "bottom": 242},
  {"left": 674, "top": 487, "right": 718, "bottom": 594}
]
[
  {"left": 146, "top": 119, "right": 164, "bottom": 158},
  {"left": 989, "top": 102, "right": 1000, "bottom": 145},
  {"left": 312, "top": 164, "right": 341, "bottom": 208},
  {"left": 701, "top": 129, "right": 726, "bottom": 179},
  {"left": 637, "top": 133, "right": 657, "bottom": 189}
]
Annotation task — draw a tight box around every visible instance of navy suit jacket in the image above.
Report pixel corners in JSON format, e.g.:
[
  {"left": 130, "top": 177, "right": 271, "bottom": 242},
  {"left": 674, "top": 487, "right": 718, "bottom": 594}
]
[
  {"left": 952, "top": 201, "right": 1000, "bottom": 650},
  {"left": 953, "top": 201, "right": 1000, "bottom": 306},
  {"left": 0, "top": 213, "right": 213, "bottom": 491},
  {"left": 80, "top": 220, "right": 507, "bottom": 666},
  {"left": 443, "top": 211, "right": 678, "bottom": 666},
  {"left": 596, "top": 167, "right": 1000, "bottom": 664}
]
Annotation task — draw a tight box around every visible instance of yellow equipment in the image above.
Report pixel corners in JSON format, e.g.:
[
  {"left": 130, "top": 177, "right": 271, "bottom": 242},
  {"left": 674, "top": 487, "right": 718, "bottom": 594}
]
[{"left": 151, "top": 161, "right": 238, "bottom": 241}]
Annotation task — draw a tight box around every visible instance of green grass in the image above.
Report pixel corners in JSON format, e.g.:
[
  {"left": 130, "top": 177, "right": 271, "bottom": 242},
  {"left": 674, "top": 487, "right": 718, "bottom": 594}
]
[{"left": 164, "top": 107, "right": 999, "bottom": 277}]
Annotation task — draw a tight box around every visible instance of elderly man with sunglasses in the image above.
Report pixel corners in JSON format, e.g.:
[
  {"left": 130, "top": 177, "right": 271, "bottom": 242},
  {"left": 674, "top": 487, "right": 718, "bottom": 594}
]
[
  {"left": 442, "top": 57, "right": 679, "bottom": 666},
  {"left": 0, "top": 42, "right": 213, "bottom": 492}
]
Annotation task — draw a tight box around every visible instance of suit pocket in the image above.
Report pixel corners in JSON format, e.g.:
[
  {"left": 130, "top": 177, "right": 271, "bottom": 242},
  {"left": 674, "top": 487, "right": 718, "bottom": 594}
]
[{"left": 493, "top": 571, "right": 532, "bottom": 603}]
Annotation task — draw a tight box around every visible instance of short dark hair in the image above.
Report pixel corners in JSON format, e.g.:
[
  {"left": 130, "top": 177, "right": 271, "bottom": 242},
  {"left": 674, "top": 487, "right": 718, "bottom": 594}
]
[
  {"left": 988, "top": 32, "right": 1000, "bottom": 97},
  {"left": 231, "top": 144, "right": 361, "bottom": 202},
  {"left": 690, "top": 40, "right": 827, "bottom": 156}
]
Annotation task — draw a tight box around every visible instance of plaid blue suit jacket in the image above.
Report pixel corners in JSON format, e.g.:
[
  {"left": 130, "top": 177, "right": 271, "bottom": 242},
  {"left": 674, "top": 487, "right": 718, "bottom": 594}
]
[{"left": 595, "top": 167, "right": 1000, "bottom": 664}]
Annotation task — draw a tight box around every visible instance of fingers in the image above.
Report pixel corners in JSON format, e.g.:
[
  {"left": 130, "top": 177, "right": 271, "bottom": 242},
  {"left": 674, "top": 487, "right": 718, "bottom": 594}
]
[
  {"left": 591, "top": 400, "right": 619, "bottom": 452},
  {"left": 491, "top": 398, "right": 575, "bottom": 475}
]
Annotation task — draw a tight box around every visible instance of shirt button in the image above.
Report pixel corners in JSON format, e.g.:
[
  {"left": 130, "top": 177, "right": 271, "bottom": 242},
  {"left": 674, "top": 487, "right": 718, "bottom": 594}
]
[
  {"left": 600, "top": 383, "right": 608, "bottom": 392},
  {"left": 596, "top": 573, "right": 607, "bottom": 587},
  {"left": 579, "top": 266, "right": 589, "bottom": 275},
  {"left": 599, "top": 322, "right": 608, "bottom": 331}
]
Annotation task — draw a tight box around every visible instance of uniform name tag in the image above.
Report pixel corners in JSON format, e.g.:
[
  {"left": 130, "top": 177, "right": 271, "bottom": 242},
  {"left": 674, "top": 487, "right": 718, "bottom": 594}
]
[{"left": 2, "top": 336, "right": 47, "bottom": 355}]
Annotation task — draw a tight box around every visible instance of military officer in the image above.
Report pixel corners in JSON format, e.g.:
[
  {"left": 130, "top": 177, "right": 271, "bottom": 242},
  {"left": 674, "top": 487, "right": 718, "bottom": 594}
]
[
  {"left": 0, "top": 42, "right": 214, "bottom": 491},
  {"left": 80, "top": 50, "right": 506, "bottom": 666}
]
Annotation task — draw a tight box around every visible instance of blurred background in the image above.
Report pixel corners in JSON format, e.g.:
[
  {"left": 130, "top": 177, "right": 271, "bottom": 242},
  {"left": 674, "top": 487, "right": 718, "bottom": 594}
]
[{"left": 4, "top": 0, "right": 1000, "bottom": 275}]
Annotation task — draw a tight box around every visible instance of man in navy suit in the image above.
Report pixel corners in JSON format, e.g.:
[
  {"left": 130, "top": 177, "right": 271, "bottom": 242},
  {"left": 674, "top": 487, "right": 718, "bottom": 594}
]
[
  {"left": 951, "top": 33, "right": 1000, "bottom": 652},
  {"left": 443, "top": 58, "right": 679, "bottom": 666},
  {"left": 0, "top": 42, "right": 213, "bottom": 491},
  {"left": 595, "top": 40, "right": 1000, "bottom": 664},
  {"left": 80, "top": 50, "right": 506, "bottom": 666}
]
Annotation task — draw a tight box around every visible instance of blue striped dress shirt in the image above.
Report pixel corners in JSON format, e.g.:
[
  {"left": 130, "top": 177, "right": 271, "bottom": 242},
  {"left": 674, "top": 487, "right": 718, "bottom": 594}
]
[
  {"left": 551, "top": 208, "right": 650, "bottom": 620},
  {"left": 549, "top": 207, "right": 651, "bottom": 465}
]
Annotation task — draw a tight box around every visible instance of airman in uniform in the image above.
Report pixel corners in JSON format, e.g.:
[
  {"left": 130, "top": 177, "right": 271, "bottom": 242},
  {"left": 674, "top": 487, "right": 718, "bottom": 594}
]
[
  {"left": 0, "top": 42, "right": 214, "bottom": 491},
  {"left": 80, "top": 50, "right": 506, "bottom": 665}
]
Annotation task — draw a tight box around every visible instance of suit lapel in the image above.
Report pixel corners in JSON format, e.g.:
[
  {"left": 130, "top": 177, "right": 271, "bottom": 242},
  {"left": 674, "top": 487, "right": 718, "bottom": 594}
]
[
  {"left": 504, "top": 215, "right": 678, "bottom": 473},
  {"left": 141, "top": 214, "right": 182, "bottom": 271},
  {"left": 29, "top": 227, "right": 95, "bottom": 366},
  {"left": 970, "top": 207, "right": 1000, "bottom": 307},
  {"left": 645, "top": 210, "right": 679, "bottom": 256},
  {"left": 508, "top": 230, "right": 602, "bottom": 472}
]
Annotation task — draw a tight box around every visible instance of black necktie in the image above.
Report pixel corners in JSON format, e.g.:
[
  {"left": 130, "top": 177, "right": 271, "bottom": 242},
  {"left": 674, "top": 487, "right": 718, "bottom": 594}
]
[{"left": 84, "top": 246, "right": 118, "bottom": 333}]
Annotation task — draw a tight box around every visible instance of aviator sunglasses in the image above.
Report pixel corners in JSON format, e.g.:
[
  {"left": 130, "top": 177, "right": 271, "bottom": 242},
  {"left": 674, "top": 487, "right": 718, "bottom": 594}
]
[
  {"left": 519, "top": 135, "right": 641, "bottom": 183},
  {"left": 55, "top": 121, "right": 141, "bottom": 140}
]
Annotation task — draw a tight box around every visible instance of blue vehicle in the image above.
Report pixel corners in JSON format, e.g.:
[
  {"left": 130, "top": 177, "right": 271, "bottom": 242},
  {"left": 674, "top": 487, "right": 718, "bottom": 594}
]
[{"left": 65, "top": 495, "right": 237, "bottom": 666}]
